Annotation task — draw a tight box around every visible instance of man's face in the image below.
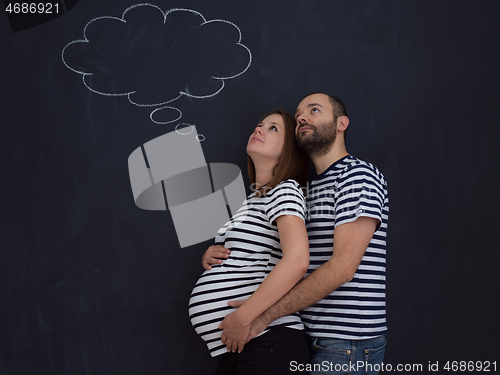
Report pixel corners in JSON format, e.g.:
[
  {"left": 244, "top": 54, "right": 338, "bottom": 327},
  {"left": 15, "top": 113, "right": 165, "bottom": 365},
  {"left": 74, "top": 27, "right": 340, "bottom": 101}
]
[{"left": 294, "top": 94, "right": 337, "bottom": 157}]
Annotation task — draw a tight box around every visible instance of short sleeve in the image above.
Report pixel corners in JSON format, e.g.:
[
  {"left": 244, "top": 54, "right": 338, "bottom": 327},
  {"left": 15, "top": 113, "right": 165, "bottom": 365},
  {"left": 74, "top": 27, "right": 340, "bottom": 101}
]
[
  {"left": 265, "top": 180, "right": 307, "bottom": 226},
  {"left": 334, "top": 163, "right": 387, "bottom": 229}
]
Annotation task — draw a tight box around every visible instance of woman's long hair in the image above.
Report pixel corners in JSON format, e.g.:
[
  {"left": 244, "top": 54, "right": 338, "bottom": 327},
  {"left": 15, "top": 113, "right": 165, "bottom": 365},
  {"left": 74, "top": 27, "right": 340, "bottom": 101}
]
[{"left": 247, "top": 109, "right": 309, "bottom": 196}]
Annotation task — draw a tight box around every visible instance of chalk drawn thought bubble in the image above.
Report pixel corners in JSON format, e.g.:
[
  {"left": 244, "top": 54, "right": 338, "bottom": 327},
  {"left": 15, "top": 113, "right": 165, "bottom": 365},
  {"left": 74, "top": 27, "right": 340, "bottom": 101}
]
[{"left": 62, "top": 4, "right": 252, "bottom": 124}]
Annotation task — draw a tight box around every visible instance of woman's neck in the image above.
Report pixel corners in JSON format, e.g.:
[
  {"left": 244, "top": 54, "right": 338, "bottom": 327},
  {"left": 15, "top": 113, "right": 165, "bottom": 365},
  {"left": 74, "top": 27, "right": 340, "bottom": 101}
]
[{"left": 253, "top": 160, "right": 277, "bottom": 189}]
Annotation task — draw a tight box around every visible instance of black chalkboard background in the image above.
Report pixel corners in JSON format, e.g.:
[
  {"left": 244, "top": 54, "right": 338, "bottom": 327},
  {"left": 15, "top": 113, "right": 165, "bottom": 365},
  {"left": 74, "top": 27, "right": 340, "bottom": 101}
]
[{"left": 1, "top": 1, "right": 499, "bottom": 374}]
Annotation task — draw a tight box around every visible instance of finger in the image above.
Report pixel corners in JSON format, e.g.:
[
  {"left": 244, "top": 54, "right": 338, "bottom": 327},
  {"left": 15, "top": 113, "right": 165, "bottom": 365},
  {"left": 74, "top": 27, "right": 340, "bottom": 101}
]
[
  {"left": 210, "top": 245, "right": 227, "bottom": 253},
  {"left": 229, "top": 339, "right": 237, "bottom": 353},
  {"left": 203, "top": 258, "right": 223, "bottom": 269},
  {"left": 225, "top": 338, "right": 233, "bottom": 352},
  {"left": 228, "top": 299, "right": 247, "bottom": 308},
  {"left": 214, "top": 250, "right": 230, "bottom": 259},
  {"left": 237, "top": 340, "right": 245, "bottom": 353},
  {"left": 207, "top": 257, "right": 224, "bottom": 264},
  {"left": 231, "top": 340, "right": 239, "bottom": 353}
]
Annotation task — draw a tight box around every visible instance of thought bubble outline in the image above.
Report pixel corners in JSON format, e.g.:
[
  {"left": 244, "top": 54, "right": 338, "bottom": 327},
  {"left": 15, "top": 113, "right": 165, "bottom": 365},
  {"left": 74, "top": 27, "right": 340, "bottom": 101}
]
[{"left": 61, "top": 3, "right": 252, "bottom": 124}]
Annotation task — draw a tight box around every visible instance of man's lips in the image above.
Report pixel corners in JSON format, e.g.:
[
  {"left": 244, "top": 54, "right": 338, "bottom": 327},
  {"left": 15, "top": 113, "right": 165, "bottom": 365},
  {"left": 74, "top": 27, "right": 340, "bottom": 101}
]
[{"left": 298, "top": 125, "right": 314, "bottom": 133}]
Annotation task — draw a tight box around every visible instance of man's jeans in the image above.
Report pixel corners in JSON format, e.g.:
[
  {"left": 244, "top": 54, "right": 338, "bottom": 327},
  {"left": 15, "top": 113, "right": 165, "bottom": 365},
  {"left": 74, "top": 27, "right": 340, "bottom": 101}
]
[{"left": 309, "top": 335, "right": 386, "bottom": 375}]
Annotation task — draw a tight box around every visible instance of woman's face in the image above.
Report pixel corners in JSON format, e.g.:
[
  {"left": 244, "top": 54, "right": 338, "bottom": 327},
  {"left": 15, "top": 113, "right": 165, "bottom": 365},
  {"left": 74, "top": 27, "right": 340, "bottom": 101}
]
[{"left": 246, "top": 114, "right": 286, "bottom": 163}]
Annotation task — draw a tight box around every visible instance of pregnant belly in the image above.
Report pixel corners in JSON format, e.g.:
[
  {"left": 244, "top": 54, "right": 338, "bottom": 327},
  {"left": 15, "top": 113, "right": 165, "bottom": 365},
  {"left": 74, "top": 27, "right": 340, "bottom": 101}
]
[{"left": 189, "top": 272, "right": 264, "bottom": 338}]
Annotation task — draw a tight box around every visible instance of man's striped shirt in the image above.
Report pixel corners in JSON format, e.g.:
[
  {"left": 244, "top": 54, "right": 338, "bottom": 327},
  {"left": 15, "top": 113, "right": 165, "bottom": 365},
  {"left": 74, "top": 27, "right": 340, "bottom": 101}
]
[{"left": 301, "top": 155, "right": 389, "bottom": 339}]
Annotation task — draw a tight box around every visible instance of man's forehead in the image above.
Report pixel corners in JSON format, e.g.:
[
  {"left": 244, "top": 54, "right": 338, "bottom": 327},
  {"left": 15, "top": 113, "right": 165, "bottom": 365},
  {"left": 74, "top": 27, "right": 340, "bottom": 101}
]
[{"left": 296, "top": 94, "right": 330, "bottom": 113}]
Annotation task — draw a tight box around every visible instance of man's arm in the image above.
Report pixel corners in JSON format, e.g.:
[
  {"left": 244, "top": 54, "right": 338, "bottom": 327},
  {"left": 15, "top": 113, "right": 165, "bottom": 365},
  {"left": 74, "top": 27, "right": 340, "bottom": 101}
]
[{"left": 238, "top": 216, "right": 379, "bottom": 339}]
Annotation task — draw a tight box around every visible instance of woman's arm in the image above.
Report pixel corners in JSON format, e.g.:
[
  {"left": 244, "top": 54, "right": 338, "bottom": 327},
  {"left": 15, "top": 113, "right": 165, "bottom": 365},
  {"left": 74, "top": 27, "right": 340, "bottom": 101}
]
[{"left": 219, "top": 214, "right": 309, "bottom": 352}]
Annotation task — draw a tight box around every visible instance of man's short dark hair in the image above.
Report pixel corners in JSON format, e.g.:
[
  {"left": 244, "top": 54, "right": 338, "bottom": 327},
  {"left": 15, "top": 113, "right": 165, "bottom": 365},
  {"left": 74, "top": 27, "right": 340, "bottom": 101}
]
[{"left": 303, "top": 92, "right": 349, "bottom": 142}]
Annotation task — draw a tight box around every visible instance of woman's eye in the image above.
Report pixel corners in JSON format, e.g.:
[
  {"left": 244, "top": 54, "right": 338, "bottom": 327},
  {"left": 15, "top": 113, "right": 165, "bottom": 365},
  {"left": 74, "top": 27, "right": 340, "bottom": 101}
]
[{"left": 270, "top": 125, "right": 277, "bottom": 131}]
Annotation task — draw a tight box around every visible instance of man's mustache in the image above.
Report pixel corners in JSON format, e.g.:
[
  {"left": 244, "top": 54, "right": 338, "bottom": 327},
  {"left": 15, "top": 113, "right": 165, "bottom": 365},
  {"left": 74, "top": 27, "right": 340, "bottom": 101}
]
[{"left": 297, "top": 123, "right": 316, "bottom": 133}]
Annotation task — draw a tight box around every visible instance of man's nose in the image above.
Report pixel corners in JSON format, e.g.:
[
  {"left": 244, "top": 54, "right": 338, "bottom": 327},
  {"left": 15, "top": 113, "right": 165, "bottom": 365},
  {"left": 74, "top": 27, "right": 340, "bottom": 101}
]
[{"left": 296, "top": 114, "right": 307, "bottom": 123}]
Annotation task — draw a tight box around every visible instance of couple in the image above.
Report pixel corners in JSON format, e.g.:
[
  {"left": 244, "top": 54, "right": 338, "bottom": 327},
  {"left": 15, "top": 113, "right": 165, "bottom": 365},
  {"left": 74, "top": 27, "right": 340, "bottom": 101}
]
[{"left": 189, "top": 93, "right": 389, "bottom": 375}]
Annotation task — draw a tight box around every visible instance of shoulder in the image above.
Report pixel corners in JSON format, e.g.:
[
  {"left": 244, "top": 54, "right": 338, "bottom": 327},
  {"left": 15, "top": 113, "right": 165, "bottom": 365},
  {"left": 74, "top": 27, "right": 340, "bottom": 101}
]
[
  {"left": 265, "top": 179, "right": 307, "bottom": 209},
  {"left": 339, "top": 157, "right": 387, "bottom": 186},
  {"left": 265, "top": 179, "right": 307, "bottom": 223},
  {"left": 267, "top": 179, "right": 305, "bottom": 199}
]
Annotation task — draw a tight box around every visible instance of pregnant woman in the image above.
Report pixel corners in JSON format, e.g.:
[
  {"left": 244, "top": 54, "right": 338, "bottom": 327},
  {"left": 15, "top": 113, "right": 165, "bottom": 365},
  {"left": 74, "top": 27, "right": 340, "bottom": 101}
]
[{"left": 189, "top": 109, "right": 311, "bottom": 374}]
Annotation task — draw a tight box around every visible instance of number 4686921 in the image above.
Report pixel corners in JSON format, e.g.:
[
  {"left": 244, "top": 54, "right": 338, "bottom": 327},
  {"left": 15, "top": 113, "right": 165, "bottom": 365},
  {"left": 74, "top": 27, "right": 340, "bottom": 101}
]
[
  {"left": 444, "top": 361, "right": 497, "bottom": 372},
  {"left": 5, "top": 3, "right": 60, "bottom": 14}
]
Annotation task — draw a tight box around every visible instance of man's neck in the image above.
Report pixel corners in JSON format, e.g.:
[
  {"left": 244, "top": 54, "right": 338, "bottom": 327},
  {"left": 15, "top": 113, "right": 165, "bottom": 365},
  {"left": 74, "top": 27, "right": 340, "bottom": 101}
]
[{"left": 311, "top": 144, "right": 349, "bottom": 175}]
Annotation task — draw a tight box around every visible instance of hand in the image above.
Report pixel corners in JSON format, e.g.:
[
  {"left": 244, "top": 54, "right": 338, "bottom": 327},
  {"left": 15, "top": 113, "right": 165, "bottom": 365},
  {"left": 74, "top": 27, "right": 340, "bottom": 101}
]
[
  {"left": 219, "top": 299, "right": 271, "bottom": 353},
  {"left": 202, "top": 245, "right": 230, "bottom": 270},
  {"left": 228, "top": 299, "right": 273, "bottom": 340},
  {"left": 219, "top": 309, "right": 251, "bottom": 354}
]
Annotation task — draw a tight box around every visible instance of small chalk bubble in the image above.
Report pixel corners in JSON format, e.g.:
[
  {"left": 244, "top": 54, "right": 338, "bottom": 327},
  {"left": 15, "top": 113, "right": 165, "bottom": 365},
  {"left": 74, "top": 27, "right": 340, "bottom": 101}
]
[
  {"left": 175, "top": 123, "right": 195, "bottom": 135},
  {"left": 196, "top": 134, "right": 205, "bottom": 141},
  {"left": 150, "top": 106, "right": 182, "bottom": 124}
]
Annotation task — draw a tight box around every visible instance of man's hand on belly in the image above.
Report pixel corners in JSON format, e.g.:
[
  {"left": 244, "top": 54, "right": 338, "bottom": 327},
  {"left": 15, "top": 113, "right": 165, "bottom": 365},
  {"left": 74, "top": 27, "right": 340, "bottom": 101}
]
[{"left": 219, "top": 308, "right": 251, "bottom": 354}]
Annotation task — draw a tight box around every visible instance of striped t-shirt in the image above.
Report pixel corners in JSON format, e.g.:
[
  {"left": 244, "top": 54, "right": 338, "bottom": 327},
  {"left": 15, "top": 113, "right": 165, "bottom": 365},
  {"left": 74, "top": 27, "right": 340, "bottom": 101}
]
[
  {"left": 300, "top": 155, "right": 389, "bottom": 339},
  {"left": 189, "top": 179, "right": 307, "bottom": 357}
]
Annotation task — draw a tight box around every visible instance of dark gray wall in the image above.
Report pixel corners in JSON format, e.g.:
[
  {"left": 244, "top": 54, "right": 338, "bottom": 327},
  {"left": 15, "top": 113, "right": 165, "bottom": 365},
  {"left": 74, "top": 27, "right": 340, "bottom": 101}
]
[{"left": 1, "top": 1, "right": 499, "bottom": 374}]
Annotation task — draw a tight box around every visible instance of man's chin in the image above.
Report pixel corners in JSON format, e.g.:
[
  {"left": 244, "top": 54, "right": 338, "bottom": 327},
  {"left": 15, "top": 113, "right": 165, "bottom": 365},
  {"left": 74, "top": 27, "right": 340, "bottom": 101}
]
[
  {"left": 297, "top": 133, "right": 314, "bottom": 144},
  {"left": 296, "top": 132, "right": 313, "bottom": 143}
]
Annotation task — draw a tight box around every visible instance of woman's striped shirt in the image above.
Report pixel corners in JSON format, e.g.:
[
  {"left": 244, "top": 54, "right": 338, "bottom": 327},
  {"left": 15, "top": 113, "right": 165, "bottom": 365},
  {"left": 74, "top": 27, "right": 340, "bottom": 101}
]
[{"left": 189, "top": 179, "right": 307, "bottom": 357}]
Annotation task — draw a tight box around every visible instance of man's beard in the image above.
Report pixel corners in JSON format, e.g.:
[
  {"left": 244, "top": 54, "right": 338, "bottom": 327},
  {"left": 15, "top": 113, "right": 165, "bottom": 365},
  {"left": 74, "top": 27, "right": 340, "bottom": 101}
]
[{"left": 296, "top": 120, "right": 337, "bottom": 158}]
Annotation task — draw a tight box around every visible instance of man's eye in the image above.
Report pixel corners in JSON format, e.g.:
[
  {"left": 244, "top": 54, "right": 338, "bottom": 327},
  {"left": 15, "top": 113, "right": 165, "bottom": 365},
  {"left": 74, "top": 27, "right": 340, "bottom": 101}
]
[{"left": 312, "top": 108, "right": 319, "bottom": 113}]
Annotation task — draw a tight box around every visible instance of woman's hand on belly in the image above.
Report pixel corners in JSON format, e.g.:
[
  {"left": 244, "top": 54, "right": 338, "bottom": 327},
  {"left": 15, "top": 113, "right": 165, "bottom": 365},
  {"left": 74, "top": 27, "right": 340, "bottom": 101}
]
[{"left": 202, "top": 245, "right": 231, "bottom": 270}]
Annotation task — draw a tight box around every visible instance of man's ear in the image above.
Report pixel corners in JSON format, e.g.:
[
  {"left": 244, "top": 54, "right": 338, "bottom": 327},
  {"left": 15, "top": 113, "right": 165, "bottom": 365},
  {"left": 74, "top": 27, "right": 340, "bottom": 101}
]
[{"left": 337, "top": 116, "right": 349, "bottom": 132}]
